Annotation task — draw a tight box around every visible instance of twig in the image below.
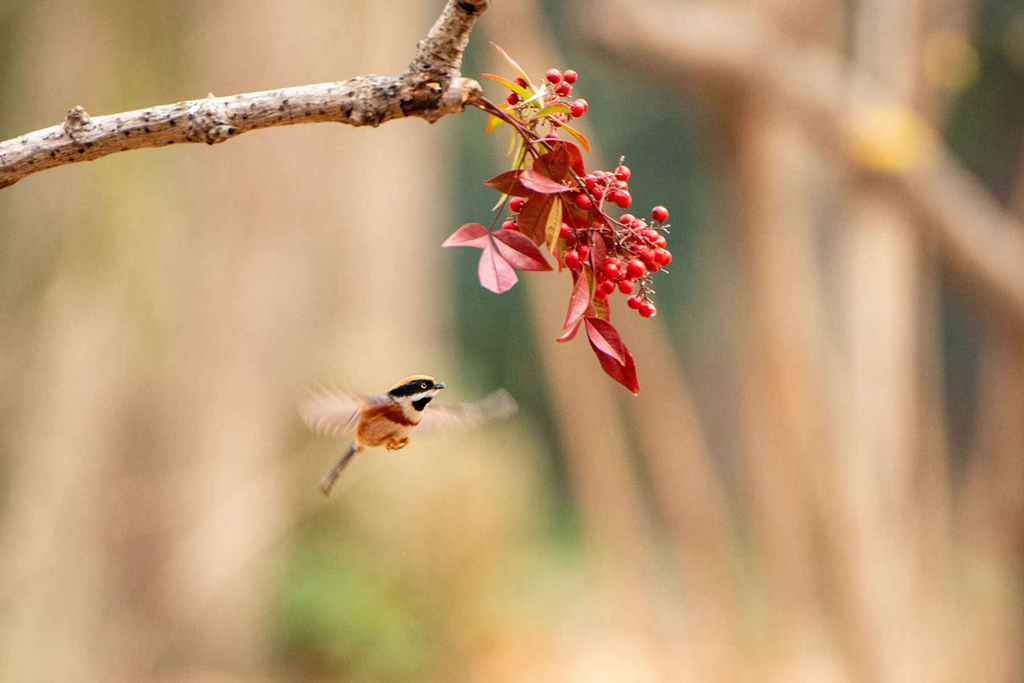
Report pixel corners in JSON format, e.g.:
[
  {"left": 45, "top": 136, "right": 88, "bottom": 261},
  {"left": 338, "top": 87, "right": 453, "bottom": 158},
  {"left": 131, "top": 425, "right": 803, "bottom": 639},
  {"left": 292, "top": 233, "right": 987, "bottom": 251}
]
[
  {"left": 585, "top": 0, "right": 1024, "bottom": 335},
  {"left": 0, "top": 0, "right": 489, "bottom": 189}
]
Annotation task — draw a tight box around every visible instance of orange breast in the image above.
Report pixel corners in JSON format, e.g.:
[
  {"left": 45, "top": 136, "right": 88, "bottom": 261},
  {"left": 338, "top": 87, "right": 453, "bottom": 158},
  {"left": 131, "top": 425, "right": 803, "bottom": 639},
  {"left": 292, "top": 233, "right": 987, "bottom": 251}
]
[{"left": 356, "top": 402, "right": 419, "bottom": 448}]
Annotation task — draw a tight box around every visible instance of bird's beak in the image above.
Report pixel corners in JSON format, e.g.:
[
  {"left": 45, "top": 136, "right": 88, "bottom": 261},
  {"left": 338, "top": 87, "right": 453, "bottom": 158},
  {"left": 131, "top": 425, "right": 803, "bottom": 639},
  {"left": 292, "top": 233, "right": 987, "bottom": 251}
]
[{"left": 435, "top": 382, "right": 447, "bottom": 390}]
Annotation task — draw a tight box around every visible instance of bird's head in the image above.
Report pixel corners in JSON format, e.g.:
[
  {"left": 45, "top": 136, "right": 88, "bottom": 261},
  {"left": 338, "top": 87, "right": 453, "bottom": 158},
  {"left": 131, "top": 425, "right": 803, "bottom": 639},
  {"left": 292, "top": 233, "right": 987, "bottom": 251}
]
[{"left": 387, "top": 375, "right": 447, "bottom": 411}]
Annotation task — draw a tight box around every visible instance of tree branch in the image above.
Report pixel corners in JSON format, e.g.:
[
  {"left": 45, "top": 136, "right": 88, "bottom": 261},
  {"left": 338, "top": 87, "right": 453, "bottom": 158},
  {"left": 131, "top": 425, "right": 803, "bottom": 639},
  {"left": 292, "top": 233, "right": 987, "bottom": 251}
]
[
  {"left": 0, "top": 0, "right": 488, "bottom": 189},
  {"left": 586, "top": 0, "right": 1024, "bottom": 335}
]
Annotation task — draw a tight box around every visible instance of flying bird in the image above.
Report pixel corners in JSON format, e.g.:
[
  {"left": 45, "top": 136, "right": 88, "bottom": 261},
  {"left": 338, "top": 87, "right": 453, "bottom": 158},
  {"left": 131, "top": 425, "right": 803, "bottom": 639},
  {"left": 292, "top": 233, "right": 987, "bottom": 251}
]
[{"left": 299, "top": 375, "right": 517, "bottom": 496}]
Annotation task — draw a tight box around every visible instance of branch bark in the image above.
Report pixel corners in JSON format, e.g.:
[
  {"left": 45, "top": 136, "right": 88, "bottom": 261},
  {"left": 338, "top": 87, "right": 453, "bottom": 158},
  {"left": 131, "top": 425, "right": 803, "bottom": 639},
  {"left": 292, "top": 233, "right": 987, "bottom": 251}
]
[
  {"left": 0, "top": 0, "right": 488, "bottom": 189},
  {"left": 585, "top": 0, "right": 1024, "bottom": 336}
]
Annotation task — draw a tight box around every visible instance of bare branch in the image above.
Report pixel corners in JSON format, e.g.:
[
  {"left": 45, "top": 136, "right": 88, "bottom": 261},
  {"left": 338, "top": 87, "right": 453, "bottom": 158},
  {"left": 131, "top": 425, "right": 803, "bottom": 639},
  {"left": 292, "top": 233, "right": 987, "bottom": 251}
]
[
  {"left": 586, "top": 0, "right": 1024, "bottom": 335},
  {"left": 0, "top": 0, "right": 489, "bottom": 189}
]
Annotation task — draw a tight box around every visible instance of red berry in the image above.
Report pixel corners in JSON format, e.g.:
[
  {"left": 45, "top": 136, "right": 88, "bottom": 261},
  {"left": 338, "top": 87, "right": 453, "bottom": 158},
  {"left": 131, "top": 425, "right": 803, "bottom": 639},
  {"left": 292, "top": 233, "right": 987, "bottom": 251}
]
[
  {"left": 546, "top": 68, "right": 562, "bottom": 84},
  {"left": 515, "top": 77, "right": 528, "bottom": 88},
  {"left": 651, "top": 205, "right": 669, "bottom": 222},
  {"left": 584, "top": 176, "right": 598, "bottom": 191},
  {"left": 555, "top": 83, "right": 572, "bottom": 97},
  {"left": 577, "top": 245, "right": 590, "bottom": 260},
  {"left": 600, "top": 280, "right": 617, "bottom": 295},
  {"left": 509, "top": 196, "right": 525, "bottom": 213},
  {"left": 564, "top": 249, "right": 581, "bottom": 269},
  {"left": 602, "top": 258, "right": 621, "bottom": 279},
  {"left": 639, "top": 247, "right": 656, "bottom": 262},
  {"left": 642, "top": 229, "right": 659, "bottom": 243},
  {"left": 614, "top": 191, "right": 632, "bottom": 209},
  {"left": 639, "top": 302, "right": 657, "bottom": 318},
  {"left": 575, "top": 98, "right": 589, "bottom": 112},
  {"left": 654, "top": 248, "right": 672, "bottom": 266},
  {"left": 575, "top": 193, "right": 593, "bottom": 210},
  {"left": 595, "top": 289, "right": 608, "bottom": 301},
  {"left": 501, "top": 219, "right": 517, "bottom": 231},
  {"left": 563, "top": 69, "right": 578, "bottom": 84},
  {"left": 645, "top": 259, "right": 659, "bottom": 272},
  {"left": 653, "top": 233, "right": 667, "bottom": 248},
  {"left": 506, "top": 92, "right": 519, "bottom": 106},
  {"left": 569, "top": 100, "right": 586, "bottom": 118},
  {"left": 559, "top": 222, "right": 572, "bottom": 239},
  {"left": 615, "top": 165, "right": 631, "bottom": 181},
  {"left": 626, "top": 259, "right": 646, "bottom": 279},
  {"left": 627, "top": 296, "right": 642, "bottom": 310},
  {"left": 620, "top": 213, "right": 636, "bottom": 226},
  {"left": 618, "top": 279, "right": 635, "bottom": 294}
]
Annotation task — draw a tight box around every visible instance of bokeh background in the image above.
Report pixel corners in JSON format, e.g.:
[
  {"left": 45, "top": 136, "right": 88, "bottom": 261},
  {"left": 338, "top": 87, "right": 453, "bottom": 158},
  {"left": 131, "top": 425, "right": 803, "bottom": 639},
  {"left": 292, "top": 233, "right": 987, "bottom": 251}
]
[{"left": 1, "top": 0, "right": 1023, "bottom": 681}]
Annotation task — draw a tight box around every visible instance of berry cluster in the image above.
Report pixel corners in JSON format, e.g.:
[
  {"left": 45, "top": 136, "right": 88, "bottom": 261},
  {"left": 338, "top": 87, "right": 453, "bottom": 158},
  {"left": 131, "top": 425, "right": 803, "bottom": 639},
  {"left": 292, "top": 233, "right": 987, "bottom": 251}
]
[{"left": 445, "top": 49, "right": 678, "bottom": 394}]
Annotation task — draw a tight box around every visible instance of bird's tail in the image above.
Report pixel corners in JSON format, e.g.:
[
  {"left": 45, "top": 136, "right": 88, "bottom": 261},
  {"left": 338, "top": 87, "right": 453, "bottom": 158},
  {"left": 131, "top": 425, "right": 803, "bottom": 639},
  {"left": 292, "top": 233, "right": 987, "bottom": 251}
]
[{"left": 320, "top": 443, "right": 360, "bottom": 496}]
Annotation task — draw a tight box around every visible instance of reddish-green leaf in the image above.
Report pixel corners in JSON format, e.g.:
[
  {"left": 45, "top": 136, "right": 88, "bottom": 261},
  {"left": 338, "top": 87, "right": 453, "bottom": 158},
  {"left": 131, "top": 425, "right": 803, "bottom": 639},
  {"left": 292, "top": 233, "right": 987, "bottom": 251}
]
[
  {"left": 518, "top": 194, "right": 555, "bottom": 245},
  {"left": 543, "top": 198, "right": 564, "bottom": 252},
  {"left": 588, "top": 329, "right": 640, "bottom": 395},
  {"left": 562, "top": 271, "right": 591, "bottom": 334},
  {"left": 584, "top": 317, "right": 627, "bottom": 366},
  {"left": 492, "top": 230, "right": 551, "bottom": 271},
  {"left": 559, "top": 122, "right": 591, "bottom": 152},
  {"left": 477, "top": 243, "right": 518, "bottom": 294},
  {"left": 485, "top": 170, "right": 529, "bottom": 196},
  {"left": 443, "top": 223, "right": 490, "bottom": 248},
  {"left": 519, "top": 169, "right": 570, "bottom": 194},
  {"left": 490, "top": 42, "right": 531, "bottom": 86},
  {"left": 535, "top": 103, "right": 571, "bottom": 119},
  {"left": 480, "top": 73, "right": 530, "bottom": 99}
]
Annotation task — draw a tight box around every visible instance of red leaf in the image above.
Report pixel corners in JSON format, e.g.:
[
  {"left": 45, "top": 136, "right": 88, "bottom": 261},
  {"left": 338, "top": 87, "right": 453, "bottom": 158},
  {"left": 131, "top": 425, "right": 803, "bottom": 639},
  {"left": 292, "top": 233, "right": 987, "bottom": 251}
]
[
  {"left": 585, "top": 317, "right": 627, "bottom": 366},
  {"left": 518, "top": 194, "right": 555, "bottom": 245},
  {"left": 519, "top": 169, "right": 570, "bottom": 194},
  {"left": 562, "top": 272, "right": 591, "bottom": 333},
  {"left": 477, "top": 242, "right": 519, "bottom": 293},
  {"left": 484, "top": 171, "right": 529, "bottom": 196},
  {"left": 443, "top": 223, "right": 490, "bottom": 248},
  {"left": 589, "top": 334, "right": 640, "bottom": 395},
  {"left": 492, "top": 230, "right": 552, "bottom": 271},
  {"left": 556, "top": 319, "right": 582, "bottom": 343},
  {"left": 535, "top": 140, "right": 585, "bottom": 179}
]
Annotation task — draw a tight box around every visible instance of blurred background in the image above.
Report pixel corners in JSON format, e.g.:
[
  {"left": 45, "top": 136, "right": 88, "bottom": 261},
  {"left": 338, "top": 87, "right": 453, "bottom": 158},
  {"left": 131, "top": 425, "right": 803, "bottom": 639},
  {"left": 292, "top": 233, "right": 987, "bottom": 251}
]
[{"left": 1, "top": 0, "right": 1023, "bottom": 680}]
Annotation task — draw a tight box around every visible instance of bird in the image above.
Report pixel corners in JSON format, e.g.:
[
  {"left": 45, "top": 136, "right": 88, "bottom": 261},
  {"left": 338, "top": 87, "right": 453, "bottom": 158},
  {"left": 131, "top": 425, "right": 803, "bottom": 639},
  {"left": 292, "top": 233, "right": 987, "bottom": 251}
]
[{"left": 299, "top": 375, "right": 517, "bottom": 496}]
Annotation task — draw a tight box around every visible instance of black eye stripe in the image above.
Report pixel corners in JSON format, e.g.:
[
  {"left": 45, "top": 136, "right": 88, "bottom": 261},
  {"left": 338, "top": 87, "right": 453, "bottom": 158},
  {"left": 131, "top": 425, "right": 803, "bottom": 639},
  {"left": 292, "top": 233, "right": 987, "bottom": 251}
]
[{"left": 389, "top": 380, "right": 434, "bottom": 397}]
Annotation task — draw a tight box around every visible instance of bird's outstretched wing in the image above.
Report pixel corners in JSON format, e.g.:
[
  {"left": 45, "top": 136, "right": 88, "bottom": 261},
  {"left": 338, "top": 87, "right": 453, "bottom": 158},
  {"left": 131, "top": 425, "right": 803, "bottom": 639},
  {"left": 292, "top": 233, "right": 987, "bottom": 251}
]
[
  {"left": 299, "top": 385, "right": 383, "bottom": 437},
  {"left": 419, "top": 389, "right": 518, "bottom": 433}
]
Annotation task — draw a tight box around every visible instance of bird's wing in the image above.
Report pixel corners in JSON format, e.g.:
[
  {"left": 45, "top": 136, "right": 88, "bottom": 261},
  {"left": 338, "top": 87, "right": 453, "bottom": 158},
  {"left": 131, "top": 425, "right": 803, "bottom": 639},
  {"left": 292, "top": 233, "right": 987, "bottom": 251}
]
[
  {"left": 418, "top": 389, "right": 518, "bottom": 433},
  {"left": 299, "top": 385, "right": 383, "bottom": 437}
]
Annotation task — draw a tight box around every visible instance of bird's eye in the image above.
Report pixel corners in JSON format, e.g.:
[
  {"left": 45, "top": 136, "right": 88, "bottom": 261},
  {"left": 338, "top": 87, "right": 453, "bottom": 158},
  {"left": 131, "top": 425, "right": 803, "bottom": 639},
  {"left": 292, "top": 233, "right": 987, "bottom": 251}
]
[{"left": 420, "top": 382, "right": 428, "bottom": 389}]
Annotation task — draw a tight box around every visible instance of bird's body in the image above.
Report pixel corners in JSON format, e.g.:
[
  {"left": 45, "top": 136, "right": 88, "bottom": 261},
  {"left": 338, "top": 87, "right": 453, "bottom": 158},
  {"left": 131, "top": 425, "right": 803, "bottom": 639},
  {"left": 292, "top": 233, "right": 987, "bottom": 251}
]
[{"left": 299, "top": 375, "right": 516, "bottom": 495}]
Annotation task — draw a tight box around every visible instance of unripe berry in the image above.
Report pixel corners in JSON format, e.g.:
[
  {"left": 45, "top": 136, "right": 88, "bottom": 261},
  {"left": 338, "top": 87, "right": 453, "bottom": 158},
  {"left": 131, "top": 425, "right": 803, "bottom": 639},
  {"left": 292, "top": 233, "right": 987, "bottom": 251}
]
[
  {"left": 509, "top": 196, "right": 525, "bottom": 212},
  {"left": 501, "top": 220, "right": 517, "bottom": 231},
  {"left": 651, "top": 205, "right": 669, "bottom": 222},
  {"left": 626, "top": 259, "right": 646, "bottom": 279},
  {"left": 654, "top": 248, "right": 673, "bottom": 266},
  {"left": 546, "top": 68, "right": 562, "bottom": 84},
  {"left": 627, "top": 295, "right": 642, "bottom": 310},
  {"left": 639, "top": 301, "right": 657, "bottom": 318},
  {"left": 564, "top": 249, "right": 581, "bottom": 270},
  {"left": 506, "top": 92, "right": 519, "bottom": 106},
  {"left": 615, "top": 165, "right": 631, "bottom": 181},
  {"left": 602, "top": 258, "right": 622, "bottom": 280},
  {"left": 569, "top": 100, "right": 587, "bottom": 118},
  {"left": 563, "top": 69, "right": 578, "bottom": 84},
  {"left": 559, "top": 222, "right": 572, "bottom": 239},
  {"left": 555, "top": 83, "right": 572, "bottom": 97},
  {"left": 575, "top": 193, "right": 593, "bottom": 210},
  {"left": 618, "top": 279, "right": 635, "bottom": 294}
]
